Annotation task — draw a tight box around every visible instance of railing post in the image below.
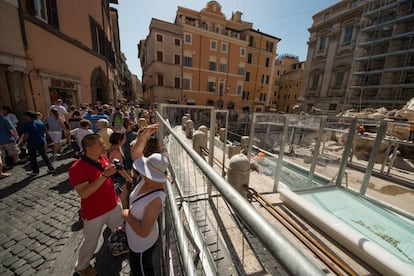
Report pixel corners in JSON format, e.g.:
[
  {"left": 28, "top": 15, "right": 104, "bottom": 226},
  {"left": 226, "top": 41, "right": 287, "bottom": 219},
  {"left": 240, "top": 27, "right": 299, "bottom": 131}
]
[
  {"left": 360, "top": 120, "right": 388, "bottom": 195},
  {"left": 336, "top": 118, "right": 357, "bottom": 186}
]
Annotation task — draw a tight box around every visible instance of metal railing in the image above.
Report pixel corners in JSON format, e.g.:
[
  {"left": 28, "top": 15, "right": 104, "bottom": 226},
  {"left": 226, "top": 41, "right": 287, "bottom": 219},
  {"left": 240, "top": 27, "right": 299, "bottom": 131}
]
[
  {"left": 157, "top": 104, "right": 323, "bottom": 275},
  {"left": 156, "top": 104, "right": 414, "bottom": 275}
]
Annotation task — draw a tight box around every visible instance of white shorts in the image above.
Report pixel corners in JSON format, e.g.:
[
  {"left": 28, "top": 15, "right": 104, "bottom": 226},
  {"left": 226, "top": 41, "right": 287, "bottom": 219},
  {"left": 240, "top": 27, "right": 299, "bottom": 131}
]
[{"left": 47, "top": 131, "right": 62, "bottom": 143}]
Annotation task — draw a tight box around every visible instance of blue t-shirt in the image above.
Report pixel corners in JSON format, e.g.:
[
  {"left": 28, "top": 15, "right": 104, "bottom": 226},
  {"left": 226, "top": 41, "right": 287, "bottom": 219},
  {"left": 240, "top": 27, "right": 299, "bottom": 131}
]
[
  {"left": 21, "top": 119, "right": 47, "bottom": 149},
  {"left": 0, "top": 116, "right": 15, "bottom": 144},
  {"left": 91, "top": 113, "right": 110, "bottom": 133}
]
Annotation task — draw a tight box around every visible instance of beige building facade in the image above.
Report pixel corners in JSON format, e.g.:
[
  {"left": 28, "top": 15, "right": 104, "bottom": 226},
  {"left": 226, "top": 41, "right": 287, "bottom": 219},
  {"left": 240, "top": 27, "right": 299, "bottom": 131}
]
[
  {"left": 348, "top": 0, "right": 414, "bottom": 110},
  {"left": 301, "top": 0, "right": 414, "bottom": 113},
  {"left": 300, "top": 0, "right": 366, "bottom": 113},
  {"left": 139, "top": 18, "right": 182, "bottom": 106},
  {"left": 0, "top": 0, "right": 128, "bottom": 120},
  {"left": 273, "top": 55, "right": 304, "bottom": 113},
  {"left": 140, "top": 1, "right": 280, "bottom": 112}
]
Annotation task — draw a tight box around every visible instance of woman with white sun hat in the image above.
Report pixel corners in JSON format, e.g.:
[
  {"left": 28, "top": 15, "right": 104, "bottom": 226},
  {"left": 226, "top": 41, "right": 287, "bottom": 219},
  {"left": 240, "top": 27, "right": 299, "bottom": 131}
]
[{"left": 122, "top": 122, "right": 168, "bottom": 275}]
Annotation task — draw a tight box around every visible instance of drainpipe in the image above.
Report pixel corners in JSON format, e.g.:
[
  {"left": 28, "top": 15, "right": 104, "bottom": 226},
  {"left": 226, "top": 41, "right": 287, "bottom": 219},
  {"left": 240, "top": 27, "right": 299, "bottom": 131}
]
[
  {"left": 27, "top": 67, "right": 38, "bottom": 111},
  {"left": 17, "top": 0, "right": 28, "bottom": 50},
  {"left": 101, "top": 1, "right": 110, "bottom": 104},
  {"left": 18, "top": 0, "right": 36, "bottom": 110}
]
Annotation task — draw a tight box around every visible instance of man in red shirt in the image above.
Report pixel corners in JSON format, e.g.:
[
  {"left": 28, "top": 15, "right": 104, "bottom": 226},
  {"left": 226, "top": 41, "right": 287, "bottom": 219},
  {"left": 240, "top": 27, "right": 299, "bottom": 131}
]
[{"left": 69, "top": 133, "right": 123, "bottom": 276}]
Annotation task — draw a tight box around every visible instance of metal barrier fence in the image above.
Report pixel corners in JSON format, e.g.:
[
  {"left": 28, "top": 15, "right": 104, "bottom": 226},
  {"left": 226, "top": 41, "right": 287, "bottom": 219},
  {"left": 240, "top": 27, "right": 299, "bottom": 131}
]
[
  {"left": 157, "top": 104, "right": 323, "bottom": 275},
  {"left": 155, "top": 104, "right": 414, "bottom": 274}
]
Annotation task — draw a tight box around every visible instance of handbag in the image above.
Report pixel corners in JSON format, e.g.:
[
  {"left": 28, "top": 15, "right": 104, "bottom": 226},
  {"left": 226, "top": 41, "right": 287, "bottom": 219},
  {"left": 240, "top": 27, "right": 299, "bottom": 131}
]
[{"left": 108, "top": 224, "right": 129, "bottom": 256}]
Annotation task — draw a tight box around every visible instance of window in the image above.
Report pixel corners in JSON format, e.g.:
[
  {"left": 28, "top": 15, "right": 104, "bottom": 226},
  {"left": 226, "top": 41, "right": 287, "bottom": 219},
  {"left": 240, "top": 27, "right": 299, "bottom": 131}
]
[
  {"left": 245, "top": 72, "right": 250, "bottom": 81},
  {"left": 90, "top": 17, "right": 114, "bottom": 66},
  {"left": 174, "top": 38, "right": 181, "bottom": 47},
  {"left": 209, "top": 61, "right": 216, "bottom": 71},
  {"left": 261, "top": 75, "right": 269, "bottom": 84},
  {"left": 242, "top": 91, "right": 249, "bottom": 100},
  {"left": 249, "top": 36, "right": 254, "bottom": 47},
  {"left": 157, "top": 74, "right": 164, "bottom": 86},
  {"left": 183, "top": 78, "right": 191, "bottom": 90},
  {"left": 334, "top": 71, "right": 345, "bottom": 86},
  {"left": 27, "top": 0, "right": 59, "bottom": 28},
  {"left": 329, "top": 104, "right": 337, "bottom": 110},
  {"left": 218, "top": 82, "right": 224, "bottom": 95},
  {"left": 211, "top": 40, "right": 217, "bottom": 50},
  {"left": 343, "top": 26, "right": 353, "bottom": 44},
  {"left": 91, "top": 22, "right": 103, "bottom": 54},
  {"left": 311, "top": 73, "right": 320, "bottom": 89},
  {"left": 208, "top": 81, "right": 216, "bottom": 92},
  {"left": 238, "top": 67, "right": 245, "bottom": 75},
  {"left": 219, "top": 63, "right": 227, "bottom": 73},
  {"left": 184, "top": 33, "right": 192, "bottom": 44},
  {"left": 319, "top": 36, "right": 327, "bottom": 50},
  {"left": 259, "top": 92, "right": 266, "bottom": 102},
  {"left": 174, "top": 77, "right": 180, "bottom": 88},
  {"left": 184, "top": 56, "right": 192, "bottom": 67},
  {"left": 156, "top": 34, "right": 163, "bottom": 42},
  {"left": 221, "top": 43, "right": 228, "bottom": 53},
  {"left": 265, "top": 57, "right": 270, "bottom": 67},
  {"left": 350, "top": 0, "right": 357, "bottom": 8},
  {"left": 236, "top": 84, "right": 242, "bottom": 95},
  {"left": 266, "top": 41, "right": 274, "bottom": 52},
  {"left": 157, "top": 51, "right": 163, "bottom": 62},
  {"left": 324, "top": 12, "right": 330, "bottom": 20},
  {"left": 174, "top": 54, "right": 180, "bottom": 65},
  {"left": 247, "top": 53, "right": 253, "bottom": 64},
  {"left": 240, "top": 48, "right": 246, "bottom": 57}
]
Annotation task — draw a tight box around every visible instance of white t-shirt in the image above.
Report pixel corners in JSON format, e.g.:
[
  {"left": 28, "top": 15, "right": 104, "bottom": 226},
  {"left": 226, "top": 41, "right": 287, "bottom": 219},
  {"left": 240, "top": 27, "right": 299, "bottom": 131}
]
[
  {"left": 70, "top": 128, "right": 93, "bottom": 151},
  {"left": 49, "top": 104, "right": 68, "bottom": 121},
  {"left": 125, "top": 179, "right": 165, "bottom": 253}
]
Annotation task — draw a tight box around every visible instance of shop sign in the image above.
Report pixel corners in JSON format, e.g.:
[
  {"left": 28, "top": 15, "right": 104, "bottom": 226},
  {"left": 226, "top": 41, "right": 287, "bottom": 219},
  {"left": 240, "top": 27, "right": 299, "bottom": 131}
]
[{"left": 51, "top": 78, "right": 76, "bottom": 90}]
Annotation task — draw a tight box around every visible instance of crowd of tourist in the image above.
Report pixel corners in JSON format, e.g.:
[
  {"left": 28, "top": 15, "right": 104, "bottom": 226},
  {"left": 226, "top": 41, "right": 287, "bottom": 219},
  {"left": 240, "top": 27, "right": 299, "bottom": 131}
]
[
  {"left": 1, "top": 99, "right": 168, "bottom": 275},
  {"left": 0, "top": 100, "right": 156, "bottom": 177}
]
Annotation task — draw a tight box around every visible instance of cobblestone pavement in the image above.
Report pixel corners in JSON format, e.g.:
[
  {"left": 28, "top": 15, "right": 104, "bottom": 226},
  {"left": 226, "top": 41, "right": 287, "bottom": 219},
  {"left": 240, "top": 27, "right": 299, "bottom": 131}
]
[{"left": 0, "top": 150, "right": 130, "bottom": 276}]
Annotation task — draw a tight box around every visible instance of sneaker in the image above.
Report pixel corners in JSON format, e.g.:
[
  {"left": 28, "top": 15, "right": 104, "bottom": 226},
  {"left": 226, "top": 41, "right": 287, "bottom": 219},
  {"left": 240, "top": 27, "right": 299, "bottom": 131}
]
[
  {"left": 47, "top": 168, "right": 55, "bottom": 173},
  {"left": 27, "top": 171, "right": 39, "bottom": 177},
  {"left": 75, "top": 265, "right": 96, "bottom": 276}
]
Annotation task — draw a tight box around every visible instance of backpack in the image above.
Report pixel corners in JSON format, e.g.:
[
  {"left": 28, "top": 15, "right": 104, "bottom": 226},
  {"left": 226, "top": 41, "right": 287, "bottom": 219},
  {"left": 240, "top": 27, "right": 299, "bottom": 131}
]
[{"left": 113, "top": 112, "right": 122, "bottom": 125}]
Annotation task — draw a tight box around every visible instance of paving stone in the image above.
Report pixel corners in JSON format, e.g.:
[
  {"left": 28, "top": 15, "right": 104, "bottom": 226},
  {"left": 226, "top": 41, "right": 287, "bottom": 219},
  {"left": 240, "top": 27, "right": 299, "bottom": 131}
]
[
  {"left": 14, "top": 263, "right": 32, "bottom": 275},
  {"left": 30, "top": 258, "right": 45, "bottom": 269},
  {"left": 20, "top": 267, "right": 37, "bottom": 276},
  {"left": 0, "top": 269, "right": 14, "bottom": 276},
  {"left": 22, "top": 251, "right": 39, "bottom": 262},
  {"left": 3, "top": 240, "right": 16, "bottom": 248},
  {"left": 9, "top": 258, "right": 27, "bottom": 271}
]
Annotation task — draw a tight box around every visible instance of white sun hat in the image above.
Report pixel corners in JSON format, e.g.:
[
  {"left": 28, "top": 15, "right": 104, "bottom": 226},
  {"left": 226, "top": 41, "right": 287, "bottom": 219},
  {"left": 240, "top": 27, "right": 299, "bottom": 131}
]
[{"left": 133, "top": 153, "right": 168, "bottom": 182}]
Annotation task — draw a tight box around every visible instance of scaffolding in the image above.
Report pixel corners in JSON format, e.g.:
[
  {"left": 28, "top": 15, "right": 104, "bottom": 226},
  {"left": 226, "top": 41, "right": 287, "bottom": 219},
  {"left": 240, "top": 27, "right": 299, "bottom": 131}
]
[{"left": 348, "top": 0, "right": 414, "bottom": 111}]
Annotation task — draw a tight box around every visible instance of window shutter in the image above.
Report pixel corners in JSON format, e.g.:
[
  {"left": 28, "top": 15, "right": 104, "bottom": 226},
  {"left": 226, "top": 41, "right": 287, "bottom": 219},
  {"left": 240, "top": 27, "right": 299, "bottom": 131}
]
[
  {"left": 26, "top": 0, "right": 36, "bottom": 16},
  {"left": 47, "top": 0, "right": 59, "bottom": 29}
]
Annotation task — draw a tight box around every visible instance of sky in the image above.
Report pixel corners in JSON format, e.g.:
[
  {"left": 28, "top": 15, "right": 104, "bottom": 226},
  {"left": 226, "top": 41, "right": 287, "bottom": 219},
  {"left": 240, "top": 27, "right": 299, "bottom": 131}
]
[{"left": 116, "top": 0, "right": 339, "bottom": 78}]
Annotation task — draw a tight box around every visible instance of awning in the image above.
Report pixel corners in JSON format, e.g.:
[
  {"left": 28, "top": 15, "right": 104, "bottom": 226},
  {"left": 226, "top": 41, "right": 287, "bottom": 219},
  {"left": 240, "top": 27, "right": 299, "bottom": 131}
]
[{"left": 186, "top": 99, "right": 196, "bottom": 105}]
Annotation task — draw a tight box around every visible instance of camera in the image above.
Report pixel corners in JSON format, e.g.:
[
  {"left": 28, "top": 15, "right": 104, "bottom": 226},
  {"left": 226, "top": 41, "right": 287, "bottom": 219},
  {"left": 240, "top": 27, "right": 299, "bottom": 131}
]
[{"left": 112, "top": 158, "right": 124, "bottom": 170}]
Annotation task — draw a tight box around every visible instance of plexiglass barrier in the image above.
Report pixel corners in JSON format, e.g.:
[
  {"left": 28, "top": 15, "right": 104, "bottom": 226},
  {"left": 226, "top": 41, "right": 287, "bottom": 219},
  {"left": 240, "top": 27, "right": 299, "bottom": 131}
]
[{"left": 155, "top": 104, "right": 413, "bottom": 275}]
